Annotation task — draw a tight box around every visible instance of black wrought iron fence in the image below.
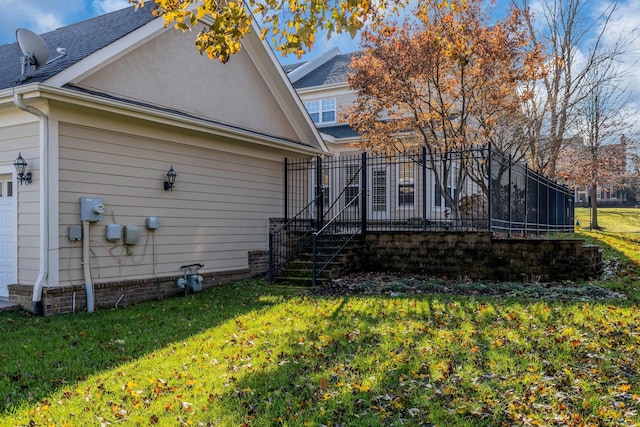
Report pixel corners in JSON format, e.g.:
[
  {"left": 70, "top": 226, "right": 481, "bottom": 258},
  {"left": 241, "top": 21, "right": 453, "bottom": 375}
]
[
  {"left": 268, "top": 195, "right": 318, "bottom": 283},
  {"left": 490, "top": 150, "right": 574, "bottom": 234},
  {"left": 285, "top": 147, "right": 573, "bottom": 234},
  {"left": 312, "top": 189, "right": 362, "bottom": 286},
  {"left": 270, "top": 146, "right": 574, "bottom": 282}
]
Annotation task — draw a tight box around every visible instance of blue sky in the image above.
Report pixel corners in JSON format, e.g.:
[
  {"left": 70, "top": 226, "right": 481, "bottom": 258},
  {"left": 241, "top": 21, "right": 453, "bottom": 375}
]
[
  {"left": 0, "top": 0, "right": 130, "bottom": 44},
  {"left": 0, "top": 0, "right": 638, "bottom": 87},
  {"left": 0, "top": 1, "right": 637, "bottom": 61},
  {"left": 0, "top": 0, "right": 363, "bottom": 64}
]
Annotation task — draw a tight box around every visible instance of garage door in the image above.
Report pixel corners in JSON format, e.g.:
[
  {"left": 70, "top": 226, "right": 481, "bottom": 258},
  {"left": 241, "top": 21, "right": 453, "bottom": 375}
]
[{"left": 0, "top": 175, "right": 15, "bottom": 298}]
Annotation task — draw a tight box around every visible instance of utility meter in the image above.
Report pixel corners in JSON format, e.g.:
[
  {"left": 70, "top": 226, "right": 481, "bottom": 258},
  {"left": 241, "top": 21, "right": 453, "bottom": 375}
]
[
  {"left": 80, "top": 197, "right": 104, "bottom": 222},
  {"left": 123, "top": 225, "right": 140, "bottom": 245}
]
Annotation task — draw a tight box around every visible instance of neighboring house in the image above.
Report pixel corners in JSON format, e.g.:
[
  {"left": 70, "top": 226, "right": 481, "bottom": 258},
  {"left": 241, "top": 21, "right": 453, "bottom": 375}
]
[
  {"left": 566, "top": 137, "right": 629, "bottom": 207},
  {"left": 0, "top": 5, "right": 326, "bottom": 314},
  {"left": 574, "top": 186, "right": 627, "bottom": 207},
  {"left": 285, "top": 48, "right": 360, "bottom": 155},
  {"left": 285, "top": 48, "right": 477, "bottom": 224}
]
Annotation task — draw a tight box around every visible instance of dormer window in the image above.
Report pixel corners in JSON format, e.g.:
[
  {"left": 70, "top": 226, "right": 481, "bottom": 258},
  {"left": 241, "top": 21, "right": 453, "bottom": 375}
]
[{"left": 305, "top": 98, "right": 336, "bottom": 124}]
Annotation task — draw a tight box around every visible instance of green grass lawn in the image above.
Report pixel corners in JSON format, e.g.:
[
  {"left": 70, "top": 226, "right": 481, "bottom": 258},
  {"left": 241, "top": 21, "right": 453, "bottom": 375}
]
[
  {"left": 574, "top": 208, "right": 640, "bottom": 265},
  {"left": 1, "top": 208, "right": 640, "bottom": 426},
  {"left": 570, "top": 208, "right": 640, "bottom": 298}
]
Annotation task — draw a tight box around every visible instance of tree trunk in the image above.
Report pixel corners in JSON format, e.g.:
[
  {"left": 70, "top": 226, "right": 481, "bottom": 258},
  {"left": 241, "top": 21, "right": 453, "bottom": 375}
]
[{"left": 590, "top": 185, "right": 599, "bottom": 229}]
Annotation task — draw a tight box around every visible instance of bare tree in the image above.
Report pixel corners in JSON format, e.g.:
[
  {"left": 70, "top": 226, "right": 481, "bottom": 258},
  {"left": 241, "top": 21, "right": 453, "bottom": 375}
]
[
  {"left": 624, "top": 150, "right": 640, "bottom": 205},
  {"left": 513, "top": 0, "right": 632, "bottom": 178},
  {"left": 556, "top": 48, "right": 638, "bottom": 227}
]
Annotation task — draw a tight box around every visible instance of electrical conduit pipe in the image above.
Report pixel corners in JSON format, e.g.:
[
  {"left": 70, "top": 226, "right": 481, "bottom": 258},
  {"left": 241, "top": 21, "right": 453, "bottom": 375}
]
[{"left": 83, "top": 221, "right": 95, "bottom": 313}]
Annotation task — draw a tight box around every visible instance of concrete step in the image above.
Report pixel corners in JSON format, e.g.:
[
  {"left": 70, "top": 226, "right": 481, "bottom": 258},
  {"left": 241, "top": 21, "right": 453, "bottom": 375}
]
[
  {"left": 0, "top": 299, "right": 19, "bottom": 313},
  {"left": 272, "top": 235, "right": 361, "bottom": 286}
]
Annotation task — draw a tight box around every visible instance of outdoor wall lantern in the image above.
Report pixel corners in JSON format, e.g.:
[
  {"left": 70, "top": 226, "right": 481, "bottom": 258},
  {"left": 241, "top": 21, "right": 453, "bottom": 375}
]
[
  {"left": 14, "top": 152, "right": 32, "bottom": 185},
  {"left": 164, "top": 165, "right": 176, "bottom": 191}
]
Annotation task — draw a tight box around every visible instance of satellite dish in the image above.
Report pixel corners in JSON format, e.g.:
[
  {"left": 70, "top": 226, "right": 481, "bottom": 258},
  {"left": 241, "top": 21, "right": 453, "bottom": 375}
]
[
  {"left": 16, "top": 28, "right": 49, "bottom": 68},
  {"left": 15, "top": 28, "right": 67, "bottom": 83}
]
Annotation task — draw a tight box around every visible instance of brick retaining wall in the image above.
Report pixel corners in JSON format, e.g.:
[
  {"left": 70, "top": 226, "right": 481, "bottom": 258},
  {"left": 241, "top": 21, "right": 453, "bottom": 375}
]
[{"left": 361, "top": 232, "right": 601, "bottom": 282}]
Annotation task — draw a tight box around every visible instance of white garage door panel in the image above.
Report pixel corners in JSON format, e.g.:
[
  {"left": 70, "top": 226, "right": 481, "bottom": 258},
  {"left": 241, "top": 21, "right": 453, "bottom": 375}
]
[{"left": 0, "top": 176, "right": 15, "bottom": 298}]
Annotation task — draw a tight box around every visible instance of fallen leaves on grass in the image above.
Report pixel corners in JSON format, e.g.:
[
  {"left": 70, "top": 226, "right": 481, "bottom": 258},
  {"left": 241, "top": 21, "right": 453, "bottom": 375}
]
[
  {"left": 308, "top": 272, "right": 627, "bottom": 301},
  {"left": 3, "top": 280, "right": 640, "bottom": 426}
]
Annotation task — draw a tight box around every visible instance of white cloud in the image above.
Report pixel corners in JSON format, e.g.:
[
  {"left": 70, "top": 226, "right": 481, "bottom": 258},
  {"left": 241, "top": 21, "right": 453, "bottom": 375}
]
[
  {"left": 603, "top": 1, "right": 640, "bottom": 88},
  {"left": 93, "top": 0, "right": 131, "bottom": 14},
  {"left": 598, "top": 0, "right": 640, "bottom": 40},
  {"left": 31, "top": 12, "right": 65, "bottom": 34},
  {"left": 0, "top": 0, "right": 90, "bottom": 45},
  {"left": 598, "top": 0, "right": 640, "bottom": 136}
]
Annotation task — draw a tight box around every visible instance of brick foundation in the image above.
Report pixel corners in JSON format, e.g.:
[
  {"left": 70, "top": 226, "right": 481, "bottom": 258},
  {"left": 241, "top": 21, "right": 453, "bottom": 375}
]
[{"left": 9, "top": 249, "right": 269, "bottom": 316}]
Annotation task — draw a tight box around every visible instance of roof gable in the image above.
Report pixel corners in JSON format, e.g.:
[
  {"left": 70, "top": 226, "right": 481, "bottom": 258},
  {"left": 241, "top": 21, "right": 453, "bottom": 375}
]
[
  {"left": 1, "top": 4, "right": 326, "bottom": 152},
  {"left": 0, "top": 5, "right": 156, "bottom": 90},
  {"left": 73, "top": 28, "right": 305, "bottom": 142}
]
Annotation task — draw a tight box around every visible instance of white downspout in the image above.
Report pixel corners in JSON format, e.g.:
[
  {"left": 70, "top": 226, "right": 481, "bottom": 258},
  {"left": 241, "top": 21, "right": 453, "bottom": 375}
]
[{"left": 13, "top": 92, "right": 48, "bottom": 315}]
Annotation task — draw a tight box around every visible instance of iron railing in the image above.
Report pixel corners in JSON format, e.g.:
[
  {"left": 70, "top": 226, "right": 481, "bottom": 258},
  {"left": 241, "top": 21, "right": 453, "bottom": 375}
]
[
  {"left": 312, "top": 189, "right": 363, "bottom": 286},
  {"left": 285, "top": 148, "right": 490, "bottom": 232},
  {"left": 270, "top": 146, "right": 575, "bottom": 283},
  {"left": 268, "top": 195, "right": 319, "bottom": 283}
]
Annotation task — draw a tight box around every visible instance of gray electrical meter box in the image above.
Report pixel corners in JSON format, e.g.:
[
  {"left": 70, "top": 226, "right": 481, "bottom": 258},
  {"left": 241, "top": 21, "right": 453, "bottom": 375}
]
[
  {"left": 68, "top": 225, "right": 82, "bottom": 241},
  {"left": 145, "top": 216, "right": 160, "bottom": 229},
  {"left": 106, "top": 224, "right": 122, "bottom": 241},
  {"left": 80, "top": 197, "right": 104, "bottom": 222},
  {"left": 123, "top": 225, "right": 140, "bottom": 245}
]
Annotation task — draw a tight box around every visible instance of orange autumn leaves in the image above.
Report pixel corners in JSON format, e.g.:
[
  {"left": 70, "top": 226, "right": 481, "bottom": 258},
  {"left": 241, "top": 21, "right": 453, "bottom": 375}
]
[
  {"left": 131, "top": 0, "right": 402, "bottom": 61},
  {"left": 347, "top": 0, "right": 544, "bottom": 155}
]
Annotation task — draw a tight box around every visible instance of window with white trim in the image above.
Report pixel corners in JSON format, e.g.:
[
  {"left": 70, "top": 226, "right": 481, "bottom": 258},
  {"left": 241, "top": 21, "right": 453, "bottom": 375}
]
[
  {"left": 344, "top": 163, "right": 360, "bottom": 208},
  {"left": 434, "top": 165, "right": 458, "bottom": 208},
  {"left": 397, "top": 162, "right": 415, "bottom": 208},
  {"left": 305, "top": 99, "right": 337, "bottom": 124}
]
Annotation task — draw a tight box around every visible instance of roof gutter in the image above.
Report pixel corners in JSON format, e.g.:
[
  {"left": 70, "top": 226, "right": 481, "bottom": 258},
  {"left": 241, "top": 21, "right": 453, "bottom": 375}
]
[{"left": 13, "top": 92, "right": 48, "bottom": 315}]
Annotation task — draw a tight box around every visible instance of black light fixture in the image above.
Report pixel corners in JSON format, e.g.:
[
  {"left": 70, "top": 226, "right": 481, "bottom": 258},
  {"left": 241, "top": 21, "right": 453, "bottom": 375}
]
[
  {"left": 164, "top": 165, "right": 176, "bottom": 191},
  {"left": 14, "top": 152, "right": 32, "bottom": 185}
]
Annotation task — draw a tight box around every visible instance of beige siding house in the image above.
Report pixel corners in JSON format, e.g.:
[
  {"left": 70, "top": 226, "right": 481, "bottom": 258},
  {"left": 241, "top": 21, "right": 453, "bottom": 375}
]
[
  {"left": 285, "top": 48, "right": 361, "bottom": 155},
  {"left": 285, "top": 48, "right": 471, "bottom": 224},
  {"left": 0, "top": 5, "right": 326, "bottom": 314}
]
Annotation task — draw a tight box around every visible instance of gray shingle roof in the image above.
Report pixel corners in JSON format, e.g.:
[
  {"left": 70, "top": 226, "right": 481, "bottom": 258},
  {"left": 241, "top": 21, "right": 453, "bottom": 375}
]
[
  {"left": 319, "top": 124, "right": 360, "bottom": 139},
  {"left": 0, "top": 5, "right": 156, "bottom": 90},
  {"left": 292, "top": 53, "right": 355, "bottom": 89}
]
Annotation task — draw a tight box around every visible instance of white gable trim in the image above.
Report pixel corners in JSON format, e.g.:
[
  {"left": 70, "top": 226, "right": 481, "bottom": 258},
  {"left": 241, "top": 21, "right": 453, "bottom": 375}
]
[
  {"left": 44, "top": 18, "right": 168, "bottom": 88},
  {"left": 296, "top": 82, "right": 349, "bottom": 94}
]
